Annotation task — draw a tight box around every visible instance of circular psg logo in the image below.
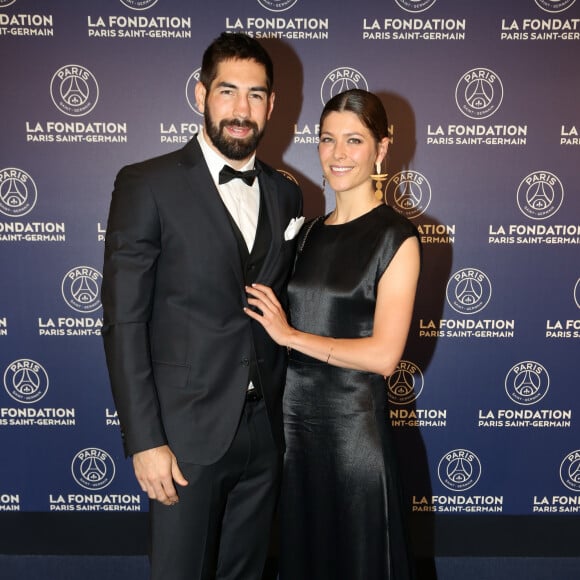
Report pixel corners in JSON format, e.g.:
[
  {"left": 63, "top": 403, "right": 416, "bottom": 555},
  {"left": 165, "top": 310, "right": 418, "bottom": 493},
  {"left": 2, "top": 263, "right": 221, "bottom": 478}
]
[
  {"left": 446, "top": 268, "right": 492, "bottom": 315},
  {"left": 505, "top": 361, "right": 550, "bottom": 406},
  {"left": 455, "top": 67, "right": 503, "bottom": 120},
  {"left": 574, "top": 279, "right": 580, "bottom": 309},
  {"left": 395, "top": 0, "right": 437, "bottom": 12},
  {"left": 516, "top": 171, "right": 564, "bottom": 220},
  {"left": 0, "top": 167, "right": 38, "bottom": 218},
  {"left": 321, "top": 67, "right": 368, "bottom": 105},
  {"left": 0, "top": 0, "right": 17, "bottom": 7},
  {"left": 61, "top": 266, "right": 102, "bottom": 313},
  {"left": 277, "top": 169, "right": 299, "bottom": 185},
  {"left": 534, "top": 0, "right": 576, "bottom": 13},
  {"left": 438, "top": 448, "right": 482, "bottom": 492},
  {"left": 560, "top": 450, "right": 580, "bottom": 492},
  {"left": 257, "top": 0, "right": 299, "bottom": 12},
  {"left": 185, "top": 68, "right": 203, "bottom": 117},
  {"left": 4, "top": 359, "right": 49, "bottom": 404},
  {"left": 50, "top": 65, "right": 99, "bottom": 117},
  {"left": 120, "top": 0, "right": 159, "bottom": 10},
  {"left": 386, "top": 171, "right": 432, "bottom": 219},
  {"left": 71, "top": 448, "right": 116, "bottom": 491},
  {"left": 387, "top": 360, "right": 425, "bottom": 405}
]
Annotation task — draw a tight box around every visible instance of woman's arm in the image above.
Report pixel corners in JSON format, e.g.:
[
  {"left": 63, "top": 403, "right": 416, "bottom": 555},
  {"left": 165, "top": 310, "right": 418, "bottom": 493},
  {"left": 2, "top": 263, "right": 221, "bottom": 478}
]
[{"left": 244, "top": 235, "right": 420, "bottom": 376}]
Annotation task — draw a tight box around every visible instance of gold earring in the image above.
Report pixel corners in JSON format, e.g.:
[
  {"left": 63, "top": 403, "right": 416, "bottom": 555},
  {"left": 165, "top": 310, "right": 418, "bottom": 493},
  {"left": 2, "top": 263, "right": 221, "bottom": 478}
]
[{"left": 370, "top": 161, "right": 388, "bottom": 201}]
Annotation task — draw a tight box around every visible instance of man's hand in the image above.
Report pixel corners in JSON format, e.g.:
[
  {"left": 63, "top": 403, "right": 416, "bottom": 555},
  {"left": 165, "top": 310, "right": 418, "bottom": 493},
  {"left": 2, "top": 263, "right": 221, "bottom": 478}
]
[{"left": 132, "top": 445, "right": 188, "bottom": 506}]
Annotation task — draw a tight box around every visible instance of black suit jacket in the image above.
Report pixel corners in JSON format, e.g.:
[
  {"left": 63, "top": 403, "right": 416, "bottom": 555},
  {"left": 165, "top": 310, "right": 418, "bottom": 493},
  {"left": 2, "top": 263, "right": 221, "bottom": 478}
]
[{"left": 101, "top": 138, "right": 302, "bottom": 465}]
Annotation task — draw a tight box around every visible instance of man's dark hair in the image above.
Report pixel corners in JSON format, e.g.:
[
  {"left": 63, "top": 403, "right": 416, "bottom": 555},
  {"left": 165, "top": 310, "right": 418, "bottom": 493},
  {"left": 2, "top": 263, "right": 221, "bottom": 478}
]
[{"left": 200, "top": 32, "right": 274, "bottom": 94}]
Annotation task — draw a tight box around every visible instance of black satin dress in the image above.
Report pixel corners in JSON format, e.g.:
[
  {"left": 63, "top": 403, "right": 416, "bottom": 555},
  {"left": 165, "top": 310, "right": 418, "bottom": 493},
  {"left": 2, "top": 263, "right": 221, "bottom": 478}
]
[{"left": 279, "top": 204, "right": 418, "bottom": 580}]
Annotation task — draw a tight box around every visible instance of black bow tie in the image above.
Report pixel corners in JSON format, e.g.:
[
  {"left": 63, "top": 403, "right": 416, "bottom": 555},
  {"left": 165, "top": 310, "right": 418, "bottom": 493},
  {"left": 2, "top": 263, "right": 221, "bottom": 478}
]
[{"left": 219, "top": 165, "right": 260, "bottom": 186}]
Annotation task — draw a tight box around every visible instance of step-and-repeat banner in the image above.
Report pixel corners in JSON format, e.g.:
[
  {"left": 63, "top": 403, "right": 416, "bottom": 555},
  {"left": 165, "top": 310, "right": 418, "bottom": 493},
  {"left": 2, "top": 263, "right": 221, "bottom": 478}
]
[{"left": 1, "top": 0, "right": 579, "bottom": 519}]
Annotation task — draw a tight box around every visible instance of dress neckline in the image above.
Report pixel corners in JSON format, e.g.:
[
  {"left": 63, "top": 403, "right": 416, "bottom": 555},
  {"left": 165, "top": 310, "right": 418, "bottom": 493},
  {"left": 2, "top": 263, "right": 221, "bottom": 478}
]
[{"left": 322, "top": 203, "right": 385, "bottom": 227}]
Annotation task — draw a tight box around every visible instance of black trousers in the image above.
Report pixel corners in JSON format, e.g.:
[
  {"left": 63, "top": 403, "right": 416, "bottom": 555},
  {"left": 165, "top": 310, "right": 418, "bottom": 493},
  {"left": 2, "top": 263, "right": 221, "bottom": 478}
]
[{"left": 149, "top": 399, "right": 281, "bottom": 580}]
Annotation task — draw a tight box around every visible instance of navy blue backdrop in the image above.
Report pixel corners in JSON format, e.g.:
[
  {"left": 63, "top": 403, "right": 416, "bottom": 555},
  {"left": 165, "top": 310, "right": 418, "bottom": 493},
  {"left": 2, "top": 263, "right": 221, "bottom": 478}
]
[{"left": 1, "top": 0, "right": 579, "bottom": 563}]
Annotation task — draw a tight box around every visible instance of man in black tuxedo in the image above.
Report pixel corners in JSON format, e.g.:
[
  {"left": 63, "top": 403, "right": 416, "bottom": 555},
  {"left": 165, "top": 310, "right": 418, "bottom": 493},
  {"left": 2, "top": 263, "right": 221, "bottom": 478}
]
[{"left": 101, "top": 32, "right": 303, "bottom": 580}]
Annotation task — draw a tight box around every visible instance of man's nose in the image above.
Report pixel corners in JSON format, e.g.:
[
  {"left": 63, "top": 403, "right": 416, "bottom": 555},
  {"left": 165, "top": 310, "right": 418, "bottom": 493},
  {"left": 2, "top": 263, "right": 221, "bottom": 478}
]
[{"left": 233, "top": 95, "right": 250, "bottom": 119}]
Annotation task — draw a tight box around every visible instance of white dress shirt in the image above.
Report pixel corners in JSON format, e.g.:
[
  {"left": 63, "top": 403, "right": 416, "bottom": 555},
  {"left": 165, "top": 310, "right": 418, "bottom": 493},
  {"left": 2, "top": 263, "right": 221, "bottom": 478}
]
[
  {"left": 197, "top": 132, "right": 260, "bottom": 252},
  {"left": 197, "top": 133, "right": 261, "bottom": 394}
]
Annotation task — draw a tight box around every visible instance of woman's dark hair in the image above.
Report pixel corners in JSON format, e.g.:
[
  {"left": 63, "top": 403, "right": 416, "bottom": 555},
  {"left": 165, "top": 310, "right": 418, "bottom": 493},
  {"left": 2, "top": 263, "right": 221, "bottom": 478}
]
[
  {"left": 200, "top": 32, "right": 274, "bottom": 94},
  {"left": 319, "top": 89, "right": 389, "bottom": 143}
]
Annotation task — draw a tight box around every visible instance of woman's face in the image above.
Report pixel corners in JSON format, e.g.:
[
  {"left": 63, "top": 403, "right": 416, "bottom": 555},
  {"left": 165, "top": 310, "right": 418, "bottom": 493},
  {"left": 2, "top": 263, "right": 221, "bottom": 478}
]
[{"left": 318, "top": 110, "right": 388, "bottom": 196}]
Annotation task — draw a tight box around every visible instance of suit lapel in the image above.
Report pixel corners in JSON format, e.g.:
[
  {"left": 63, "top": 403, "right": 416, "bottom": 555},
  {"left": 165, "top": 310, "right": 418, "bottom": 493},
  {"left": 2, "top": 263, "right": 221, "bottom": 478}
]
[
  {"left": 179, "top": 139, "right": 245, "bottom": 285},
  {"left": 178, "top": 138, "right": 284, "bottom": 286},
  {"left": 255, "top": 163, "right": 283, "bottom": 284}
]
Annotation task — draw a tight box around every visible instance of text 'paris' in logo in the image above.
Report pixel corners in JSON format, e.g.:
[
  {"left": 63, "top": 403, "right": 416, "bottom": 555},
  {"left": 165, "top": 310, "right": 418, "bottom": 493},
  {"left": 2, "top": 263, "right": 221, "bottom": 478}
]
[
  {"left": 386, "top": 171, "right": 431, "bottom": 219},
  {"left": 0, "top": 168, "right": 38, "bottom": 218},
  {"left": 455, "top": 68, "right": 503, "bottom": 120},
  {"left": 3, "top": 359, "right": 49, "bottom": 404},
  {"left": 535, "top": 0, "right": 577, "bottom": 13},
  {"left": 446, "top": 268, "right": 492, "bottom": 315},
  {"left": 505, "top": 361, "right": 550, "bottom": 406},
  {"left": 185, "top": 68, "right": 203, "bottom": 117},
  {"left": 71, "top": 448, "right": 116, "bottom": 491},
  {"left": 320, "top": 67, "right": 368, "bottom": 105},
  {"left": 560, "top": 449, "right": 580, "bottom": 492},
  {"left": 438, "top": 448, "right": 482, "bottom": 492},
  {"left": 387, "top": 360, "right": 425, "bottom": 405},
  {"left": 516, "top": 171, "right": 564, "bottom": 220},
  {"left": 50, "top": 65, "right": 99, "bottom": 117},
  {"left": 257, "top": 0, "right": 299, "bottom": 12},
  {"left": 120, "top": 0, "right": 159, "bottom": 10},
  {"left": 61, "top": 266, "right": 102, "bottom": 313},
  {"left": 395, "top": 0, "right": 437, "bottom": 13}
]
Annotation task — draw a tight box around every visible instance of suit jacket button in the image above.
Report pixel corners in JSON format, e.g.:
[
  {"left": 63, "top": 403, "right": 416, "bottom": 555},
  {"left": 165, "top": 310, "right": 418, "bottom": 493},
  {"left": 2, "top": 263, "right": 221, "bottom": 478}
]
[{"left": 241, "top": 358, "right": 250, "bottom": 367}]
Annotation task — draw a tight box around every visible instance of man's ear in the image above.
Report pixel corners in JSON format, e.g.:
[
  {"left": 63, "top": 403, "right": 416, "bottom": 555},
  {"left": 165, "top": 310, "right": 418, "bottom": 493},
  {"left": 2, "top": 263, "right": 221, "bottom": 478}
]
[
  {"left": 194, "top": 82, "right": 207, "bottom": 113},
  {"left": 267, "top": 91, "right": 276, "bottom": 120}
]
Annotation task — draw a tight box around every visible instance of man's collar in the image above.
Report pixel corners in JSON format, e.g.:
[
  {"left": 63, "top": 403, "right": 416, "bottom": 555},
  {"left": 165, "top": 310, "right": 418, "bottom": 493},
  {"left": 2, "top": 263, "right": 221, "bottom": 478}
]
[{"left": 197, "top": 132, "right": 256, "bottom": 184}]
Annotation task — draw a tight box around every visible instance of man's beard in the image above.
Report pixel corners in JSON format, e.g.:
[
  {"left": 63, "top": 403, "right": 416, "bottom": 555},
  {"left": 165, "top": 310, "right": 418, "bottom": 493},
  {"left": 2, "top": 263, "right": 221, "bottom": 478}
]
[{"left": 204, "top": 112, "right": 264, "bottom": 161}]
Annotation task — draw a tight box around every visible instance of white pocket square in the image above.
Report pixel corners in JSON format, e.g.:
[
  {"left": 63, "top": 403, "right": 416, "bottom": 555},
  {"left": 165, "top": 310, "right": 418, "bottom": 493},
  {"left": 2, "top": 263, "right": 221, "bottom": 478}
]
[{"left": 284, "top": 216, "right": 305, "bottom": 241}]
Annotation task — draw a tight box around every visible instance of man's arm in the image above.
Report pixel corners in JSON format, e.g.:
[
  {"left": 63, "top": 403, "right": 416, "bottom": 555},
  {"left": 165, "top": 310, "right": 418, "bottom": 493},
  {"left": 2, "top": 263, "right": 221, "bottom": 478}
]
[
  {"left": 101, "top": 164, "right": 165, "bottom": 454},
  {"left": 101, "top": 166, "right": 187, "bottom": 503}
]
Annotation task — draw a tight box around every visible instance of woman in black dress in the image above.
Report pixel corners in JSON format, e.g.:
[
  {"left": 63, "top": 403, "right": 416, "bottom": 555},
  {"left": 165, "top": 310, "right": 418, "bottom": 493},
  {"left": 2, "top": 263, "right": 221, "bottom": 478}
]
[{"left": 245, "top": 89, "right": 420, "bottom": 580}]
